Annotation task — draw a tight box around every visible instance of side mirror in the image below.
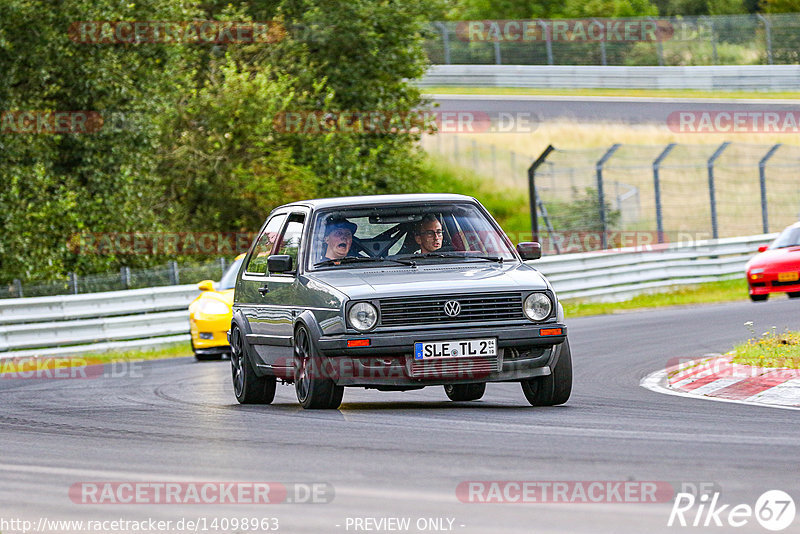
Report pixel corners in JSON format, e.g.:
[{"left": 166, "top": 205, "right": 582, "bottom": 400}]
[
  {"left": 267, "top": 254, "right": 293, "bottom": 273},
  {"left": 197, "top": 280, "right": 214, "bottom": 292},
  {"left": 758, "top": 245, "right": 768, "bottom": 253},
  {"left": 517, "top": 242, "right": 542, "bottom": 260}
]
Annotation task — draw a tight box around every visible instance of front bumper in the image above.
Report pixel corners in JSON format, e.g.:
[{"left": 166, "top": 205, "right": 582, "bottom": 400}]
[
  {"left": 315, "top": 323, "right": 566, "bottom": 387},
  {"left": 749, "top": 278, "right": 800, "bottom": 295}
]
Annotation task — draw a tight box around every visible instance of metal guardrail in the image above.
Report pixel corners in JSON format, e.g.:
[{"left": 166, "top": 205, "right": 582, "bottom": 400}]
[
  {"left": 533, "top": 233, "right": 774, "bottom": 300},
  {"left": 0, "top": 234, "right": 772, "bottom": 358},
  {"left": 419, "top": 65, "right": 800, "bottom": 91}
]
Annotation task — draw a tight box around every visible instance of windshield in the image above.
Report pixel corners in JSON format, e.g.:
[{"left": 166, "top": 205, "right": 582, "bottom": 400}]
[
  {"left": 218, "top": 257, "right": 244, "bottom": 289},
  {"left": 770, "top": 226, "right": 800, "bottom": 249},
  {"left": 308, "top": 202, "right": 516, "bottom": 270}
]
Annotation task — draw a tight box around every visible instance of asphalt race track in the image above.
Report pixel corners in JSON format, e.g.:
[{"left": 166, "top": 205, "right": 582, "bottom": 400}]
[
  {"left": 2, "top": 299, "right": 799, "bottom": 534},
  {"left": 430, "top": 94, "right": 800, "bottom": 125}
]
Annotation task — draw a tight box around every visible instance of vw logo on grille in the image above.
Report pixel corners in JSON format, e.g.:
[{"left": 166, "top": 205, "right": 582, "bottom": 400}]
[{"left": 443, "top": 300, "right": 461, "bottom": 317}]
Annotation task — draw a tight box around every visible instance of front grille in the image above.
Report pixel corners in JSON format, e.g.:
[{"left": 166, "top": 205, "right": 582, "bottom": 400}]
[
  {"left": 408, "top": 355, "right": 500, "bottom": 379},
  {"left": 379, "top": 292, "right": 524, "bottom": 326},
  {"left": 772, "top": 280, "right": 800, "bottom": 287}
]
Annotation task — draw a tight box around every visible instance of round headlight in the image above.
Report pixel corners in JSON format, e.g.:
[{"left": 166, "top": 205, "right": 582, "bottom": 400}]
[
  {"left": 348, "top": 302, "right": 378, "bottom": 331},
  {"left": 523, "top": 293, "right": 552, "bottom": 321},
  {"left": 198, "top": 299, "right": 230, "bottom": 316}
]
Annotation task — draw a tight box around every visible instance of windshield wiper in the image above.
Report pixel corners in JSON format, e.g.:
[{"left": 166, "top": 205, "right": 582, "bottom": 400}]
[
  {"left": 314, "top": 256, "right": 416, "bottom": 267},
  {"left": 396, "top": 252, "right": 504, "bottom": 263}
]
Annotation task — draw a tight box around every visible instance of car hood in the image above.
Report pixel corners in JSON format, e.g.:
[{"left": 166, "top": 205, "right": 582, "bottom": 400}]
[
  {"left": 746, "top": 246, "right": 800, "bottom": 271},
  {"left": 306, "top": 263, "right": 550, "bottom": 300}
]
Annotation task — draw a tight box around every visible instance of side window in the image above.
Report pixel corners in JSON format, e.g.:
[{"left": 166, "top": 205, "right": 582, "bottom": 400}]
[
  {"left": 275, "top": 214, "right": 305, "bottom": 270},
  {"left": 245, "top": 214, "right": 287, "bottom": 275}
]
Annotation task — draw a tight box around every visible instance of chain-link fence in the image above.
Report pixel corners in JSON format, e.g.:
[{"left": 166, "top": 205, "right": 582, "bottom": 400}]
[
  {"left": 532, "top": 142, "right": 800, "bottom": 252},
  {"left": 0, "top": 258, "right": 231, "bottom": 299},
  {"left": 423, "top": 137, "right": 800, "bottom": 253},
  {"left": 425, "top": 14, "right": 800, "bottom": 66}
]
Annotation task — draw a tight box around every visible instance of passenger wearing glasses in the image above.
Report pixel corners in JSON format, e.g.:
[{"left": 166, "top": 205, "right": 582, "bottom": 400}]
[{"left": 413, "top": 213, "right": 444, "bottom": 254}]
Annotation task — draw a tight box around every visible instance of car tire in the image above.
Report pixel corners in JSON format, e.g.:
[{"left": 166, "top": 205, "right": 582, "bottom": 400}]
[
  {"left": 444, "top": 383, "right": 486, "bottom": 401},
  {"left": 230, "top": 326, "right": 276, "bottom": 404},
  {"left": 294, "top": 325, "right": 344, "bottom": 410},
  {"left": 521, "top": 340, "right": 572, "bottom": 406},
  {"left": 788, "top": 292, "right": 800, "bottom": 299},
  {"left": 750, "top": 294, "right": 769, "bottom": 302}
]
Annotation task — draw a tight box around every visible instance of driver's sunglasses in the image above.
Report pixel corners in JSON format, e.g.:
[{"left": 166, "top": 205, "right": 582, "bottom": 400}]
[{"left": 419, "top": 229, "right": 444, "bottom": 238}]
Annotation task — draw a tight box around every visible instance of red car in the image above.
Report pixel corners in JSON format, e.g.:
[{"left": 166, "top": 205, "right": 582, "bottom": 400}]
[{"left": 746, "top": 222, "right": 800, "bottom": 301}]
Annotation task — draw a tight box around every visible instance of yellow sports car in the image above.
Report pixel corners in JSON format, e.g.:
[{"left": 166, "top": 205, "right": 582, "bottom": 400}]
[{"left": 189, "top": 254, "right": 245, "bottom": 360}]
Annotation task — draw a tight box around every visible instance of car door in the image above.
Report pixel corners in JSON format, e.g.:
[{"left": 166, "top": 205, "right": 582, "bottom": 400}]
[
  {"left": 236, "top": 211, "right": 287, "bottom": 368},
  {"left": 246, "top": 210, "right": 308, "bottom": 372}
]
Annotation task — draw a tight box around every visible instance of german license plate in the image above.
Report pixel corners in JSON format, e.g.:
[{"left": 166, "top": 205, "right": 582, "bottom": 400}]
[
  {"left": 414, "top": 338, "right": 497, "bottom": 360},
  {"left": 778, "top": 272, "right": 799, "bottom": 282}
]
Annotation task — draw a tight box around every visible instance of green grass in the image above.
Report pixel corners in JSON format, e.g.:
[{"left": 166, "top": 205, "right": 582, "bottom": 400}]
[
  {"left": 731, "top": 328, "right": 800, "bottom": 369},
  {"left": 562, "top": 278, "right": 748, "bottom": 318},
  {"left": 0, "top": 341, "right": 193, "bottom": 374},
  {"left": 423, "top": 86, "right": 800, "bottom": 100}
]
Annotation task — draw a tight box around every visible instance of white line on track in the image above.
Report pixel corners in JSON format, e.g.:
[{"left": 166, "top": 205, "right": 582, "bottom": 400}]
[{"left": 426, "top": 94, "right": 800, "bottom": 105}]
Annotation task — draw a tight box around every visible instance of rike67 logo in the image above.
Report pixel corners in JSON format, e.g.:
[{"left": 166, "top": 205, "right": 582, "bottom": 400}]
[{"left": 668, "top": 490, "right": 795, "bottom": 531}]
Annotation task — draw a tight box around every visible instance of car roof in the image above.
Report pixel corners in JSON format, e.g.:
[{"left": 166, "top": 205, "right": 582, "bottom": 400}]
[{"left": 276, "top": 193, "right": 477, "bottom": 211}]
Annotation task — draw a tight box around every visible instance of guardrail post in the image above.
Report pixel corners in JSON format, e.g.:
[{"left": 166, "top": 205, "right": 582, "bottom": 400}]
[
  {"left": 538, "top": 20, "right": 554, "bottom": 65},
  {"left": 453, "top": 136, "right": 459, "bottom": 160},
  {"left": 68, "top": 272, "right": 78, "bottom": 295},
  {"left": 528, "top": 144, "right": 555, "bottom": 246},
  {"left": 707, "top": 141, "right": 730, "bottom": 240},
  {"left": 652, "top": 143, "right": 676, "bottom": 244},
  {"left": 759, "top": 143, "right": 782, "bottom": 234},
  {"left": 596, "top": 143, "right": 621, "bottom": 249},
  {"left": 493, "top": 40, "right": 501, "bottom": 65},
  {"left": 756, "top": 14, "right": 773, "bottom": 65},
  {"left": 13, "top": 279, "right": 23, "bottom": 298},
  {"left": 433, "top": 22, "right": 451, "bottom": 65},
  {"left": 169, "top": 261, "right": 180, "bottom": 285},
  {"left": 120, "top": 266, "right": 131, "bottom": 289},
  {"left": 472, "top": 139, "right": 478, "bottom": 170}
]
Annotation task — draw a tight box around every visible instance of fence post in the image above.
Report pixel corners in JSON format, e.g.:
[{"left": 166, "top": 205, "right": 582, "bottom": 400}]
[
  {"left": 68, "top": 272, "right": 78, "bottom": 295},
  {"left": 13, "top": 279, "right": 23, "bottom": 298},
  {"left": 592, "top": 19, "right": 607, "bottom": 66},
  {"left": 707, "top": 141, "right": 730, "bottom": 240},
  {"left": 433, "top": 22, "right": 451, "bottom": 65},
  {"left": 528, "top": 145, "right": 555, "bottom": 245},
  {"left": 220, "top": 257, "right": 227, "bottom": 277},
  {"left": 652, "top": 143, "right": 676, "bottom": 244},
  {"left": 649, "top": 17, "right": 664, "bottom": 66},
  {"left": 596, "top": 144, "right": 621, "bottom": 249},
  {"left": 510, "top": 151, "right": 516, "bottom": 176},
  {"left": 120, "top": 266, "right": 131, "bottom": 289},
  {"left": 538, "top": 20, "right": 554, "bottom": 65},
  {"left": 472, "top": 139, "right": 478, "bottom": 170},
  {"left": 759, "top": 143, "right": 782, "bottom": 234},
  {"left": 702, "top": 16, "right": 718, "bottom": 65},
  {"left": 757, "top": 14, "right": 773, "bottom": 65},
  {"left": 453, "top": 136, "right": 459, "bottom": 160},
  {"left": 494, "top": 40, "right": 502, "bottom": 65},
  {"left": 169, "top": 261, "right": 180, "bottom": 285},
  {"left": 491, "top": 145, "right": 497, "bottom": 178}
]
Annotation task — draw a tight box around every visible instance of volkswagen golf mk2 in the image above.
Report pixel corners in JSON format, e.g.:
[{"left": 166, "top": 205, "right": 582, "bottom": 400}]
[{"left": 229, "top": 194, "right": 571, "bottom": 409}]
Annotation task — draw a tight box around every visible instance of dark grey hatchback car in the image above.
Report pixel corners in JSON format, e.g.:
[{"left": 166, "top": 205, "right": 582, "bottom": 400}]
[{"left": 229, "top": 194, "right": 571, "bottom": 409}]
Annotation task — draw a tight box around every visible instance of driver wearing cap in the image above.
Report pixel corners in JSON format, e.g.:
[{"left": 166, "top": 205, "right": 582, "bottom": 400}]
[{"left": 322, "top": 218, "right": 357, "bottom": 261}]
